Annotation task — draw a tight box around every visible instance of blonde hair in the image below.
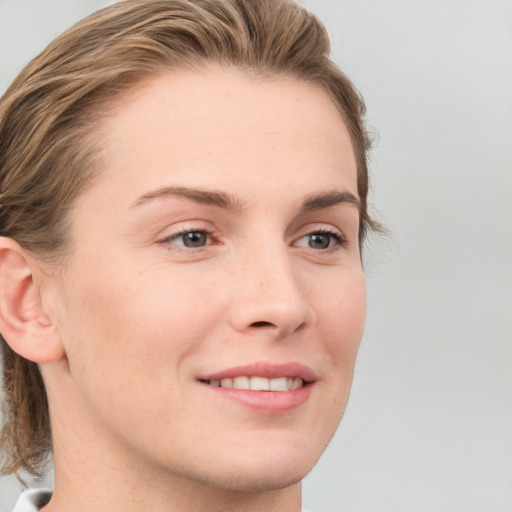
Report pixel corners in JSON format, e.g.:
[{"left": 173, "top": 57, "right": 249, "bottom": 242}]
[{"left": 0, "top": 0, "right": 377, "bottom": 479}]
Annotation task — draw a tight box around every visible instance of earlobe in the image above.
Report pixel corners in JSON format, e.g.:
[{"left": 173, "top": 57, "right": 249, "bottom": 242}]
[{"left": 0, "top": 237, "right": 65, "bottom": 363}]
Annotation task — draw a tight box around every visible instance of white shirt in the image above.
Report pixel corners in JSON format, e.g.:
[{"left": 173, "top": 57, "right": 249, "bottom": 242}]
[{"left": 12, "top": 489, "right": 52, "bottom": 512}]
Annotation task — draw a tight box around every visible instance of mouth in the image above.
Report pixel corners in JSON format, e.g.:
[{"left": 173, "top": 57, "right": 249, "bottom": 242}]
[
  {"left": 196, "top": 363, "right": 316, "bottom": 413},
  {"left": 200, "top": 376, "right": 306, "bottom": 391}
]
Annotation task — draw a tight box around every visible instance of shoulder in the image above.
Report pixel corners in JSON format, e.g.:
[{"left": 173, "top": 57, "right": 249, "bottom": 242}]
[{"left": 12, "top": 489, "right": 52, "bottom": 512}]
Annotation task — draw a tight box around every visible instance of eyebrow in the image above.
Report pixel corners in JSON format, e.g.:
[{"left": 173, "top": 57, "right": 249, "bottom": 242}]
[
  {"left": 131, "top": 186, "right": 244, "bottom": 211},
  {"left": 300, "top": 190, "right": 361, "bottom": 213},
  {"left": 131, "top": 186, "right": 360, "bottom": 214}
]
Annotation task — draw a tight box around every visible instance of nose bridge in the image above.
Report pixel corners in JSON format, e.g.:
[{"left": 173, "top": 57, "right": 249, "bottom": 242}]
[{"left": 229, "top": 236, "right": 314, "bottom": 336}]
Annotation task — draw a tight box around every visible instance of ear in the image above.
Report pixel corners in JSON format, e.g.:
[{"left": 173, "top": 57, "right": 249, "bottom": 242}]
[{"left": 0, "top": 237, "right": 65, "bottom": 363}]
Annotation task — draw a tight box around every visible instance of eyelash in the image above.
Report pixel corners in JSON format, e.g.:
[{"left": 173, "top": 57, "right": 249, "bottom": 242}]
[
  {"left": 159, "top": 228, "right": 215, "bottom": 250},
  {"left": 295, "top": 228, "right": 346, "bottom": 251},
  {"left": 158, "top": 226, "right": 346, "bottom": 252}
]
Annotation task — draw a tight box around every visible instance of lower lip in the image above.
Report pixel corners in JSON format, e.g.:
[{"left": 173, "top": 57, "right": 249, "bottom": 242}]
[{"left": 202, "top": 383, "right": 313, "bottom": 414}]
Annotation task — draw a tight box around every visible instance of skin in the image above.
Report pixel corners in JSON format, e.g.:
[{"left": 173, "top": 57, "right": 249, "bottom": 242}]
[{"left": 34, "top": 66, "right": 366, "bottom": 512}]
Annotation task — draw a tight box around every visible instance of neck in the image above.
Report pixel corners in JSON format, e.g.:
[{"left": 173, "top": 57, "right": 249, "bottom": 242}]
[{"left": 45, "top": 465, "right": 302, "bottom": 512}]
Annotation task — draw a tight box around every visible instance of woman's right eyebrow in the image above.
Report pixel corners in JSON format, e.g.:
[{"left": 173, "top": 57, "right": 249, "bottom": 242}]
[{"left": 130, "top": 186, "right": 245, "bottom": 212}]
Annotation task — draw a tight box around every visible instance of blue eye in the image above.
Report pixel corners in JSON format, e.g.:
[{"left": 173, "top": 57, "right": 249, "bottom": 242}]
[
  {"left": 170, "top": 230, "right": 210, "bottom": 248},
  {"left": 296, "top": 230, "right": 344, "bottom": 250}
]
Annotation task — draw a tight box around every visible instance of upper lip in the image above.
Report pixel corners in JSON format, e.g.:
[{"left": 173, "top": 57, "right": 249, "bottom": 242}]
[{"left": 197, "top": 362, "right": 317, "bottom": 383}]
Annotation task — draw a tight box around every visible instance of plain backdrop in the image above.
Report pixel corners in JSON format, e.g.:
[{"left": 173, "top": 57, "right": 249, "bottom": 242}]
[{"left": 1, "top": 1, "right": 511, "bottom": 511}]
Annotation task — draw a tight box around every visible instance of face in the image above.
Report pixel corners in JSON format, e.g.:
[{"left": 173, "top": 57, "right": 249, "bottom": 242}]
[{"left": 46, "top": 67, "right": 366, "bottom": 492}]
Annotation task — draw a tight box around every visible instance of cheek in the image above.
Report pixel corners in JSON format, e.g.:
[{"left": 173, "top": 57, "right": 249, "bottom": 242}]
[
  {"left": 318, "top": 269, "right": 366, "bottom": 367},
  {"left": 318, "top": 265, "right": 366, "bottom": 323},
  {"left": 301, "top": 269, "right": 366, "bottom": 449},
  {"left": 56, "top": 261, "right": 221, "bottom": 383}
]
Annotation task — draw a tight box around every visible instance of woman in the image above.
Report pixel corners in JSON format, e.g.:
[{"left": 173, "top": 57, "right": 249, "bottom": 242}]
[{"left": 0, "top": 0, "right": 379, "bottom": 510}]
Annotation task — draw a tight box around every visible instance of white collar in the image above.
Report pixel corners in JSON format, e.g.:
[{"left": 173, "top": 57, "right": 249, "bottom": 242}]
[{"left": 12, "top": 489, "right": 52, "bottom": 512}]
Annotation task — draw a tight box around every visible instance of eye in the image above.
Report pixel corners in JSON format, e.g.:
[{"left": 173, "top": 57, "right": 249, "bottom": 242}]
[
  {"left": 295, "top": 229, "right": 344, "bottom": 250},
  {"left": 168, "top": 229, "right": 212, "bottom": 248}
]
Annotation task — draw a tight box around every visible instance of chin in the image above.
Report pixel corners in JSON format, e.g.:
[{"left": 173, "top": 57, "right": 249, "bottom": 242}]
[
  {"left": 194, "top": 461, "right": 309, "bottom": 494},
  {"left": 187, "top": 436, "right": 325, "bottom": 493}
]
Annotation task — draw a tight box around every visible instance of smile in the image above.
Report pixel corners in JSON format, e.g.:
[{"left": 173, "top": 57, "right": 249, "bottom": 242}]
[
  {"left": 203, "top": 376, "right": 304, "bottom": 391},
  {"left": 196, "top": 363, "right": 316, "bottom": 413}
]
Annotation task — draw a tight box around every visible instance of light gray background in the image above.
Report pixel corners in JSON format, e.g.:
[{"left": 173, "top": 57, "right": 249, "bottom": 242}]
[{"left": 1, "top": 1, "right": 511, "bottom": 511}]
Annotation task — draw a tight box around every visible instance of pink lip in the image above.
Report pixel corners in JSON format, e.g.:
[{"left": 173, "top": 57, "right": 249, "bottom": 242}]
[
  {"left": 197, "top": 362, "right": 317, "bottom": 382},
  {"left": 204, "top": 386, "right": 313, "bottom": 414},
  {"left": 197, "top": 362, "right": 317, "bottom": 415}
]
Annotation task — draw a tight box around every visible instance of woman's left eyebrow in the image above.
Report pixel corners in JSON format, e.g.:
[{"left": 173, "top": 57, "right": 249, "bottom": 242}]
[{"left": 300, "top": 190, "right": 361, "bottom": 213}]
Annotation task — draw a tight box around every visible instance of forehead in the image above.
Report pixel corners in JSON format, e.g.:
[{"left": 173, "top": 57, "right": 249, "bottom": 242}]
[{"left": 91, "top": 66, "right": 358, "bottom": 205}]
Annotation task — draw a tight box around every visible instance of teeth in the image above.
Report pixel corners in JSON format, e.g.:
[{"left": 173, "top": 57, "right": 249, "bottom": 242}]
[
  {"left": 269, "top": 377, "right": 288, "bottom": 391},
  {"left": 250, "top": 376, "right": 269, "bottom": 391},
  {"left": 232, "top": 376, "right": 250, "bottom": 389},
  {"left": 208, "top": 376, "right": 304, "bottom": 391},
  {"left": 291, "top": 378, "right": 302, "bottom": 390},
  {"left": 220, "top": 378, "right": 232, "bottom": 388}
]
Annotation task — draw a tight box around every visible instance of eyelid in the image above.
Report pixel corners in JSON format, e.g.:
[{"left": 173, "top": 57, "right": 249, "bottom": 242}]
[
  {"left": 171, "top": 229, "right": 213, "bottom": 245},
  {"left": 295, "top": 229, "right": 344, "bottom": 247},
  {"left": 156, "top": 222, "right": 218, "bottom": 250},
  {"left": 154, "top": 220, "right": 348, "bottom": 255},
  {"left": 291, "top": 224, "right": 348, "bottom": 254},
  {"left": 293, "top": 222, "right": 345, "bottom": 241}
]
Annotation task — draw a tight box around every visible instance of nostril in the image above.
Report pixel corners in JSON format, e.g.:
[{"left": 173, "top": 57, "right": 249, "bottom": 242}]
[{"left": 250, "top": 321, "right": 276, "bottom": 328}]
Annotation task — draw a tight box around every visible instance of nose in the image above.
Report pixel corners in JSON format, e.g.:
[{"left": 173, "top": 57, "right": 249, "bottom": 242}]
[{"left": 227, "top": 244, "right": 315, "bottom": 338}]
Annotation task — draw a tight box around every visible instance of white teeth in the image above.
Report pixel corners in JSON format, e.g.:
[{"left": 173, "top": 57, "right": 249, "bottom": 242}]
[
  {"left": 208, "top": 376, "right": 304, "bottom": 391},
  {"left": 291, "top": 378, "right": 302, "bottom": 390},
  {"left": 269, "top": 377, "right": 288, "bottom": 391},
  {"left": 220, "top": 378, "right": 232, "bottom": 388},
  {"left": 232, "top": 376, "right": 250, "bottom": 389},
  {"left": 250, "top": 376, "right": 270, "bottom": 391}
]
